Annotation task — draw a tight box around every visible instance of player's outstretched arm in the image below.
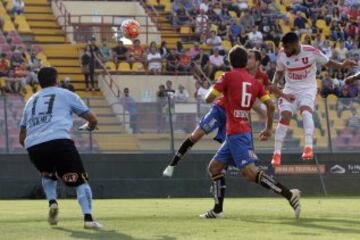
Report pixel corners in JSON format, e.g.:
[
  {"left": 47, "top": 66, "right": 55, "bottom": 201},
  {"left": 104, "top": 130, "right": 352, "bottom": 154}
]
[
  {"left": 325, "top": 59, "right": 358, "bottom": 70},
  {"left": 19, "top": 128, "right": 26, "bottom": 147},
  {"left": 259, "top": 99, "right": 275, "bottom": 141},
  {"left": 344, "top": 72, "right": 360, "bottom": 85},
  {"left": 81, "top": 111, "right": 98, "bottom": 131}
]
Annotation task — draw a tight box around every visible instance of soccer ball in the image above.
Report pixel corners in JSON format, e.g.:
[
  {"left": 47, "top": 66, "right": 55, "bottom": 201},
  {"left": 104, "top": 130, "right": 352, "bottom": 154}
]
[{"left": 121, "top": 19, "right": 140, "bottom": 39}]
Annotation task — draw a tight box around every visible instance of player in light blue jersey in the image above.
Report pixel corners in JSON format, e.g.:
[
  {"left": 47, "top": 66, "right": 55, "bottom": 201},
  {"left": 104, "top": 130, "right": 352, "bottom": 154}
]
[{"left": 19, "top": 67, "right": 102, "bottom": 230}]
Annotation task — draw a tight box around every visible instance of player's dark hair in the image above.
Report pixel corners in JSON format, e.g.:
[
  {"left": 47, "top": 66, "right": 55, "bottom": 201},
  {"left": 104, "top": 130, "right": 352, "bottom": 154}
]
[
  {"left": 38, "top": 67, "right": 58, "bottom": 88},
  {"left": 282, "top": 32, "right": 299, "bottom": 44},
  {"left": 228, "top": 45, "right": 248, "bottom": 68},
  {"left": 249, "top": 49, "right": 261, "bottom": 62}
]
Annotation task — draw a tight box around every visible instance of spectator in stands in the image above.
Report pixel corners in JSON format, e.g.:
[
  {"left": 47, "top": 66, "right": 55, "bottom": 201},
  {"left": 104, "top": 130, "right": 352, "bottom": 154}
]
[
  {"left": 147, "top": 45, "right": 162, "bottom": 74},
  {"left": 175, "top": 84, "right": 190, "bottom": 102},
  {"left": 229, "top": 18, "right": 242, "bottom": 44},
  {"left": 128, "top": 39, "right": 145, "bottom": 65},
  {"left": 100, "top": 41, "right": 112, "bottom": 62},
  {"left": 239, "top": 9, "right": 254, "bottom": 33},
  {"left": 331, "top": 23, "right": 345, "bottom": 42},
  {"left": 6, "top": 69, "right": 25, "bottom": 95},
  {"left": 235, "top": 0, "right": 248, "bottom": 11},
  {"left": 320, "top": 71, "right": 340, "bottom": 98},
  {"left": 112, "top": 41, "right": 128, "bottom": 66},
  {"left": 28, "top": 51, "right": 41, "bottom": 72},
  {"left": 172, "top": 5, "right": 192, "bottom": 28},
  {"left": 294, "top": 11, "right": 307, "bottom": 32},
  {"left": 12, "top": 0, "right": 24, "bottom": 15},
  {"left": 121, "top": 87, "right": 138, "bottom": 134},
  {"left": 194, "top": 80, "right": 209, "bottom": 100},
  {"left": 320, "top": 39, "right": 333, "bottom": 59},
  {"left": 80, "top": 45, "right": 93, "bottom": 92},
  {"left": 177, "top": 49, "right": 192, "bottom": 73},
  {"left": 165, "top": 80, "right": 175, "bottom": 94},
  {"left": 188, "top": 42, "right": 201, "bottom": 61},
  {"left": 345, "top": 36, "right": 355, "bottom": 51},
  {"left": 236, "top": 30, "right": 249, "bottom": 47},
  {"left": 267, "top": 61, "right": 276, "bottom": 80},
  {"left": 335, "top": 41, "right": 348, "bottom": 61},
  {"left": 313, "top": 33, "right": 324, "bottom": 48},
  {"left": 217, "top": 22, "right": 228, "bottom": 39},
  {"left": 159, "top": 41, "right": 169, "bottom": 58},
  {"left": 303, "top": 34, "right": 312, "bottom": 45},
  {"left": 219, "top": 8, "right": 233, "bottom": 25},
  {"left": 208, "top": 48, "right": 225, "bottom": 80},
  {"left": 194, "top": 9, "right": 209, "bottom": 40},
  {"left": 0, "top": 16, "right": 4, "bottom": 32},
  {"left": 260, "top": 48, "right": 270, "bottom": 68},
  {"left": 206, "top": 31, "right": 224, "bottom": 53},
  {"left": 347, "top": 109, "right": 360, "bottom": 128},
  {"left": 0, "top": 53, "right": 10, "bottom": 77},
  {"left": 336, "top": 85, "right": 354, "bottom": 118},
  {"left": 199, "top": 0, "right": 209, "bottom": 13},
  {"left": 248, "top": 26, "right": 263, "bottom": 47},
  {"left": 60, "top": 76, "right": 75, "bottom": 92},
  {"left": 165, "top": 49, "right": 178, "bottom": 73},
  {"left": 175, "top": 41, "right": 183, "bottom": 55}
]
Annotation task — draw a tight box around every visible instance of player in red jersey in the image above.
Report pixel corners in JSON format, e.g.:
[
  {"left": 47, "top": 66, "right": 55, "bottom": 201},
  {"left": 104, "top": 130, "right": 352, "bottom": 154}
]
[{"left": 199, "top": 45, "right": 301, "bottom": 219}]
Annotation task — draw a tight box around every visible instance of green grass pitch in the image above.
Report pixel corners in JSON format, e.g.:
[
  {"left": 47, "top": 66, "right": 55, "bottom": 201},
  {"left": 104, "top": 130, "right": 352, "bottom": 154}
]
[{"left": 0, "top": 198, "right": 359, "bottom": 240}]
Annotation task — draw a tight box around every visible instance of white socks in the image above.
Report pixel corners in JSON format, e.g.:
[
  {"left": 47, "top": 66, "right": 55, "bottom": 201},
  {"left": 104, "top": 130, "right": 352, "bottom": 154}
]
[
  {"left": 274, "top": 123, "right": 289, "bottom": 154},
  {"left": 302, "top": 111, "right": 314, "bottom": 148}
]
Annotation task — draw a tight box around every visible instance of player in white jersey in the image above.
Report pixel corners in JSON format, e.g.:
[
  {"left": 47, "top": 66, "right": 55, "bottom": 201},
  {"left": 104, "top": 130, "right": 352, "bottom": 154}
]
[
  {"left": 19, "top": 67, "right": 102, "bottom": 229},
  {"left": 271, "top": 32, "right": 357, "bottom": 166}
]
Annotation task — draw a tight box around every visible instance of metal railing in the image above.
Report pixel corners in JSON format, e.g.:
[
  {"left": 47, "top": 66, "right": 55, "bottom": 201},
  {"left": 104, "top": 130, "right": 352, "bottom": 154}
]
[{"left": 2, "top": 94, "right": 360, "bottom": 154}]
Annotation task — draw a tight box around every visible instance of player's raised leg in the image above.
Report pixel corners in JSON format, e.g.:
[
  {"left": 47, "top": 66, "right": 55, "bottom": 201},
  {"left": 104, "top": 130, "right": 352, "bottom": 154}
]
[
  {"left": 163, "top": 104, "right": 226, "bottom": 177},
  {"left": 162, "top": 128, "right": 202, "bottom": 177},
  {"left": 272, "top": 110, "right": 292, "bottom": 166},
  {"left": 300, "top": 105, "right": 315, "bottom": 160},
  {"left": 241, "top": 163, "right": 301, "bottom": 219}
]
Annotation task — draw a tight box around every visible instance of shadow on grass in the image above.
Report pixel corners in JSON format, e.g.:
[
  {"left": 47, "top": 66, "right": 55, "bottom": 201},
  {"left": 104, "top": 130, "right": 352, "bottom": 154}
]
[
  {"left": 54, "top": 227, "right": 176, "bottom": 240},
  {"left": 244, "top": 216, "right": 360, "bottom": 235}
]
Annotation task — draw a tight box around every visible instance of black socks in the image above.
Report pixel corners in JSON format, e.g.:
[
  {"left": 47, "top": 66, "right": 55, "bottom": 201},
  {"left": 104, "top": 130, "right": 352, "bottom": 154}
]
[
  {"left": 256, "top": 171, "right": 292, "bottom": 200},
  {"left": 169, "top": 138, "right": 194, "bottom": 166},
  {"left": 212, "top": 173, "right": 226, "bottom": 213}
]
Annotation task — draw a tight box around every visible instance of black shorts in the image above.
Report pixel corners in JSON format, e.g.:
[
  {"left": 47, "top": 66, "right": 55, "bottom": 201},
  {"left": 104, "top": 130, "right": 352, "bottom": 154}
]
[{"left": 27, "top": 139, "right": 88, "bottom": 182}]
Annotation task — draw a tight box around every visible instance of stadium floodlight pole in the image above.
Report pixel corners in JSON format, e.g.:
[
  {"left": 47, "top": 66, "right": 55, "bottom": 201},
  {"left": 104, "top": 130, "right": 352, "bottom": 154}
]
[
  {"left": 166, "top": 91, "right": 175, "bottom": 155},
  {"left": 314, "top": 154, "right": 328, "bottom": 196},
  {"left": 86, "top": 98, "right": 94, "bottom": 152},
  {"left": 323, "top": 98, "right": 333, "bottom": 153},
  {"left": 3, "top": 97, "right": 9, "bottom": 153}
]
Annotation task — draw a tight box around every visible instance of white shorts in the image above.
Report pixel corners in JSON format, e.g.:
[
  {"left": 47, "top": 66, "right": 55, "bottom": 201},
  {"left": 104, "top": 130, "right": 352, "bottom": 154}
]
[{"left": 278, "top": 88, "right": 317, "bottom": 115}]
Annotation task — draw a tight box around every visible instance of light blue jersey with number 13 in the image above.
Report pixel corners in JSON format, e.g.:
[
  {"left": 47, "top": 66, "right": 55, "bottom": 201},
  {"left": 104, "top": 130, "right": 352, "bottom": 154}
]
[{"left": 20, "top": 87, "right": 89, "bottom": 149}]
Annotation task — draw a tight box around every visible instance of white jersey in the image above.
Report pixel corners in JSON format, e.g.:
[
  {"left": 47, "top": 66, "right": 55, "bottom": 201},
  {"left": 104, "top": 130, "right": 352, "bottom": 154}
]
[{"left": 276, "top": 44, "right": 329, "bottom": 92}]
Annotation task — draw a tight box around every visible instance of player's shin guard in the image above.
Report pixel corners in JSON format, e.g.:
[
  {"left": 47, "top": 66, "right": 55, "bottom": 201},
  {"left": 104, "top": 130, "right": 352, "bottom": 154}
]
[
  {"left": 274, "top": 122, "right": 289, "bottom": 153},
  {"left": 301, "top": 111, "right": 314, "bottom": 148},
  {"left": 169, "top": 137, "right": 194, "bottom": 166},
  {"left": 256, "top": 171, "right": 292, "bottom": 200},
  {"left": 41, "top": 177, "right": 57, "bottom": 205},
  {"left": 76, "top": 183, "right": 93, "bottom": 222},
  {"left": 211, "top": 173, "right": 226, "bottom": 213}
]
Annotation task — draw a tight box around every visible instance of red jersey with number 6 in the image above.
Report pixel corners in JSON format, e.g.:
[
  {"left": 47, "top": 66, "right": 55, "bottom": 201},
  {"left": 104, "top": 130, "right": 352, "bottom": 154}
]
[{"left": 212, "top": 68, "right": 270, "bottom": 135}]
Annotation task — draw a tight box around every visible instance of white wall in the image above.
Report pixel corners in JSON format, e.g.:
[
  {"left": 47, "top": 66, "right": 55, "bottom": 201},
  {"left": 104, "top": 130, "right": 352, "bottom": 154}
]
[
  {"left": 52, "top": 1, "right": 160, "bottom": 44},
  {"left": 103, "top": 75, "right": 197, "bottom": 102}
]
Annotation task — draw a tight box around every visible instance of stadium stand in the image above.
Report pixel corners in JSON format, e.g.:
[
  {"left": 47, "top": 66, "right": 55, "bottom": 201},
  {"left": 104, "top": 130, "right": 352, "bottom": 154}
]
[{"left": 0, "top": 0, "right": 359, "bottom": 153}]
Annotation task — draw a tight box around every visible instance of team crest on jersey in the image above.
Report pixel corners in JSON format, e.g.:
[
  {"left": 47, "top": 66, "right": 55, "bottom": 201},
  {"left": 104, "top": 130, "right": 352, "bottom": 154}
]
[
  {"left": 302, "top": 57, "right": 309, "bottom": 64},
  {"left": 62, "top": 173, "right": 79, "bottom": 183},
  {"left": 286, "top": 61, "right": 290, "bottom": 65}
]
